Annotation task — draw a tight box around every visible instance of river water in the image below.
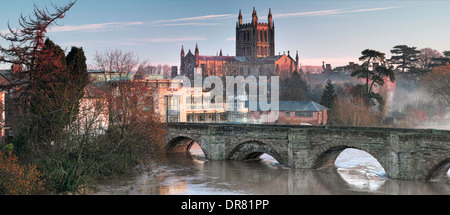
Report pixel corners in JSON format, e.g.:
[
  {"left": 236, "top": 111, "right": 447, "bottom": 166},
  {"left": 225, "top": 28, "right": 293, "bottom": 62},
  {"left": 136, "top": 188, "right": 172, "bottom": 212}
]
[{"left": 94, "top": 144, "right": 450, "bottom": 195}]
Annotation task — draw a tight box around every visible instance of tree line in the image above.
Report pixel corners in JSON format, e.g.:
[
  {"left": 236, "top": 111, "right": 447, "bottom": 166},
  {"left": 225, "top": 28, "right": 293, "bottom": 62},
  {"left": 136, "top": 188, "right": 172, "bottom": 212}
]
[
  {"left": 321, "top": 45, "right": 450, "bottom": 127},
  {"left": 280, "top": 44, "right": 450, "bottom": 127}
]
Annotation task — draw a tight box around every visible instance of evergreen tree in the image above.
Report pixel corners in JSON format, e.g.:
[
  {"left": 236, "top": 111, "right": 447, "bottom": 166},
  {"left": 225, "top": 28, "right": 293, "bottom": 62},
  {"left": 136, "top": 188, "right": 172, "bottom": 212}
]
[
  {"left": 352, "top": 49, "right": 385, "bottom": 97},
  {"left": 28, "top": 38, "right": 69, "bottom": 143},
  {"left": 65, "top": 46, "right": 89, "bottom": 123},
  {"left": 279, "top": 70, "right": 310, "bottom": 101},
  {"left": 389, "top": 45, "right": 420, "bottom": 72},
  {"left": 320, "top": 79, "right": 336, "bottom": 109},
  {"left": 351, "top": 49, "right": 395, "bottom": 107}
]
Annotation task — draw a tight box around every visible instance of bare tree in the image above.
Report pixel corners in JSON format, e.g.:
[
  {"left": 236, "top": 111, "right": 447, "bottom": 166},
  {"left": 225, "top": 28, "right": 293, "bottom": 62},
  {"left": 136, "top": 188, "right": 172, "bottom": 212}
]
[
  {"left": 329, "top": 96, "right": 383, "bottom": 126},
  {"left": 92, "top": 48, "right": 166, "bottom": 165},
  {"left": 425, "top": 64, "right": 450, "bottom": 105},
  {"left": 417, "top": 48, "right": 443, "bottom": 70}
]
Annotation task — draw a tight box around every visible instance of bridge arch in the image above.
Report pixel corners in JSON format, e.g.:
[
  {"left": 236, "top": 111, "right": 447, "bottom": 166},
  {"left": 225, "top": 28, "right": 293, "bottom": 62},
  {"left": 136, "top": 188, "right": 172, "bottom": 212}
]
[
  {"left": 426, "top": 158, "right": 450, "bottom": 180},
  {"left": 226, "top": 141, "right": 285, "bottom": 165},
  {"left": 313, "top": 145, "right": 387, "bottom": 175},
  {"left": 166, "top": 135, "right": 208, "bottom": 157}
]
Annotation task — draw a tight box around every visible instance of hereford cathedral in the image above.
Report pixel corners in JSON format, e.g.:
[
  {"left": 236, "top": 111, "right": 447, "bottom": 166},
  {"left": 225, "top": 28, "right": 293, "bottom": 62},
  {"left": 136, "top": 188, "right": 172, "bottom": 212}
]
[{"left": 179, "top": 8, "right": 300, "bottom": 80}]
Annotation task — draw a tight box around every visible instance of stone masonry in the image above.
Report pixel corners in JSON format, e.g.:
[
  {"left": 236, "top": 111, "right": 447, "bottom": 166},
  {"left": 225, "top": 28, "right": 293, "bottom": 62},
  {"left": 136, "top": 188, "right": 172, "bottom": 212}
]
[{"left": 165, "top": 123, "right": 450, "bottom": 180}]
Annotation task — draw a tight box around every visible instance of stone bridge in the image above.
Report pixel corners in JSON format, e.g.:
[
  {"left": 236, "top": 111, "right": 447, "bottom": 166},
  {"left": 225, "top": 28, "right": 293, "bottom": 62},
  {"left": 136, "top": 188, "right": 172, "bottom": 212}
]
[{"left": 164, "top": 123, "right": 450, "bottom": 180}]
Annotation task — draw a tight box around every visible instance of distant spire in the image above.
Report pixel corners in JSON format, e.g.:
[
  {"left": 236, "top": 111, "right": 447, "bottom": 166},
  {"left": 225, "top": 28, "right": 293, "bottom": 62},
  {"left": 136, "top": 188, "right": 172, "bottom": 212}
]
[
  {"left": 219, "top": 49, "right": 223, "bottom": 56},
  {"left": 195, "top": 44, "right": 199, "bottom": 66},
  {"left": 238, "top": 9, "right": 243, "bottom": 25},
  {"left": 252, "top": 7, "right": 258, "bottom": 25},
  {"left": 181, "top": 45, "right": 185, "bottom": 57},
  {"left": 268, "top": 8, "right": 273, "bottom": 28}
]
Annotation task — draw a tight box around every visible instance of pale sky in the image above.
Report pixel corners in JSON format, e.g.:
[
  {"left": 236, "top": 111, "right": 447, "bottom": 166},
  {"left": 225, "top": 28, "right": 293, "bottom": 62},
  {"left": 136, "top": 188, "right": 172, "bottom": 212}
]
[{"left": 1, "top": 0, "right": 450, "bottom": 69}]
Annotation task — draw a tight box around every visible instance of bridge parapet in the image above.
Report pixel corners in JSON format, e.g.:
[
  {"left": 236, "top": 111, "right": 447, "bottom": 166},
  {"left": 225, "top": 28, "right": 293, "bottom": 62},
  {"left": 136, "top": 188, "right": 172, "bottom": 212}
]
[{"left": 165, "top": 123, "right": 450, "bottom": 180}]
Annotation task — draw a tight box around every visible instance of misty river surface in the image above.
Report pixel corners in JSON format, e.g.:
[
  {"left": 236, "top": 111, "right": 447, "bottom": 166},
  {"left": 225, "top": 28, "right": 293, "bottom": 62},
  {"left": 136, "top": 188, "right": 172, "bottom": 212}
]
[{"left": 94, "top": 145, "right": 450, "bottom": 195}]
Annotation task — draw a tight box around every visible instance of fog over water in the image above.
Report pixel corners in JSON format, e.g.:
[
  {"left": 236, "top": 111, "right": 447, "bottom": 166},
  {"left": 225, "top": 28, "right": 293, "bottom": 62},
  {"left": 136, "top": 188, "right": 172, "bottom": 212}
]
[{"left": 94, "top": 144, "right": 449, "bottom": 195}]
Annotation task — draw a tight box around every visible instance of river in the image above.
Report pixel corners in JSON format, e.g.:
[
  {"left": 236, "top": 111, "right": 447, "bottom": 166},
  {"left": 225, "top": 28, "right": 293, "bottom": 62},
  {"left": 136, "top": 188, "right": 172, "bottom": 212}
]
[{"left": 93, "top": 144, "right": 450, "bottom": 195}]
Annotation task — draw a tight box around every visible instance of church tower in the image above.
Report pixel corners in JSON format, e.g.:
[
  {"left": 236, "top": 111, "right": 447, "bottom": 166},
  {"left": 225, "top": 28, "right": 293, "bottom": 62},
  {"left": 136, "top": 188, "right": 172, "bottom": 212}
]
[{"left": 236, "top": 8, "right": 275, "bottom": 59}]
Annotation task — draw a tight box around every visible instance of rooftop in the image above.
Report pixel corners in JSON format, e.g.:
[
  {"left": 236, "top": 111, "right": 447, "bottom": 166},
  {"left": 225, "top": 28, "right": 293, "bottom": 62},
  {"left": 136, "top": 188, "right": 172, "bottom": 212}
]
[
  {"left": 246, "top": 100, "right": 328, "bottom": 112},
  {"left": 279, "top": 101, "right": 328, "bottom": 112}
]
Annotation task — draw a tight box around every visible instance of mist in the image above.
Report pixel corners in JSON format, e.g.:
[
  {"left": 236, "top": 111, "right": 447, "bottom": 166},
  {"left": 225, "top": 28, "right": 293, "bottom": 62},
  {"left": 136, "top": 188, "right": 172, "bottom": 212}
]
[{"left": 388, "top": 77, "right": 449, "bottom": 131}]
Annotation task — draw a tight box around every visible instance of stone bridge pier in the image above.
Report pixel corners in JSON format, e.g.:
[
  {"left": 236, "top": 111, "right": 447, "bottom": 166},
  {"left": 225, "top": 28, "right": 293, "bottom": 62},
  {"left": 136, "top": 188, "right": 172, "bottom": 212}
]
[{"left": 165, "top": 123, "right": 450, "bottom": 181}]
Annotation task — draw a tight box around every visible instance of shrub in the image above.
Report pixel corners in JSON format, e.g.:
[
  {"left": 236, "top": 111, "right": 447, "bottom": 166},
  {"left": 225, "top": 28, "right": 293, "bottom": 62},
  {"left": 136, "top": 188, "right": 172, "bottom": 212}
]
[{"left": 0, "top": 151, "right": 45, "bottom": 194}]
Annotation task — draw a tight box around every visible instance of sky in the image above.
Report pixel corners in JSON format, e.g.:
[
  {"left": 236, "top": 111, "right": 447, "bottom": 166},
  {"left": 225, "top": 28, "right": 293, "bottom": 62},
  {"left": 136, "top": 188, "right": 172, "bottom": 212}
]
[{"left": 1, "top": 0, "right": 450, "bottom": 69}]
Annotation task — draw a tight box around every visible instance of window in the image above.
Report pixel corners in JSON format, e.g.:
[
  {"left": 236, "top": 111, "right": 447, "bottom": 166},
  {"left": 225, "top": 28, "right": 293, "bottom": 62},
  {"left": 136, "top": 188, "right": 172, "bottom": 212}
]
[
  {"left": 169, "top": 97, "right": 179, "bottom": 110},
  {"left": 295, "top": 112, "right": 313, "bottom": 117},
  {"left": 286, "top": 112, "right": 290, "bottom": 117}
]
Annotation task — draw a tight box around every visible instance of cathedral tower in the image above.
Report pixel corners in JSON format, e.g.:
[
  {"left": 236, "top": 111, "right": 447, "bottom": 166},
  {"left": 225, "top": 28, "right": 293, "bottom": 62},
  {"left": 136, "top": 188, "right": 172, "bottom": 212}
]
[{"left": 236, "top": 8, "right": 275, "bottom": 59}]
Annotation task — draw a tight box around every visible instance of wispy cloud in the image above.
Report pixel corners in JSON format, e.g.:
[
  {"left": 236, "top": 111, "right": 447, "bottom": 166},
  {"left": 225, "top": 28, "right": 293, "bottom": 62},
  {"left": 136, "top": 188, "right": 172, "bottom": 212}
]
[
  {"left": 274, "top": 6, "right": 400, "bottom": 18},
  {"left": 58, "top": 40, "right": 141, "bottom": 47},
  {"left": 129, "top": 37, "right": 208, "bottom": 43},
  {"left": 151, "top": 14, "right": 233, "bottom": 27},
  {"left": 153, "top": 14, "right": 233, "bottom": 24},
  {"left": 158, "top": 22, "right": 219, "bottom": 27},
  {"left": 48, "top": 22, "right": 144, "bottom": 33},
  {"left": 60, "top": 36, "right": 207, "bottom": 47},
  {"left": 274, "top": 9, "right": 341, "bottom": 18}
]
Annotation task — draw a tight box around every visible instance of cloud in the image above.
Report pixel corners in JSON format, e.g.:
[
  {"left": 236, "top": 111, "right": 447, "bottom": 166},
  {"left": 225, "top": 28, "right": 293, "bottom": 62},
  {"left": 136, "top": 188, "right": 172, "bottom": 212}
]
[
  {"left": 48, "top": 22, "right": 144, "bottom": 33},
  {"left": 274, "top": 6, "right": 400, "bottom": 18},
  {"left": 274, "top": 9, "right": 341, "bottom": 18},
  {"left": 130, "top": 37, "right": 208, "bottom": 43},
  {"left": 226, "top": 37, "right": 236, "bottom": 41},
  {"left": 1, "top": 22, "right": 145, "bottom": 36},
  {"left": 153, "top": 14, "right": 233, "bottom": 24},
  {"left": 157, "top": 22, "right": 219, "bottom": 27}
]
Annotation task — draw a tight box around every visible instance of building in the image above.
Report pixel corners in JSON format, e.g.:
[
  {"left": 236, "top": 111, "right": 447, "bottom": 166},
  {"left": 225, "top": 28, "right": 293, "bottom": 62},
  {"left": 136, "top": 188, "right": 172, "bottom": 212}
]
[
  {"left": 179, "top": 8, "right": 300, "bottom": 80},
  {"left": 0, "top": 91, "right": 6, "bottom": 143},
  {"left": 154, "top": 78, "right": 249, "bottom": 123},
  {"left": 0, "top": 65, "right": 27, "bottom": 143},
  {"left": 78, "top": 83, "right": 109, "bottom": 134},
  {"left": 88, "top": 70, "right": 134, "bottom": 82},
  {"left": 247, "top": 101, "right": 328, "bottom": 125}
]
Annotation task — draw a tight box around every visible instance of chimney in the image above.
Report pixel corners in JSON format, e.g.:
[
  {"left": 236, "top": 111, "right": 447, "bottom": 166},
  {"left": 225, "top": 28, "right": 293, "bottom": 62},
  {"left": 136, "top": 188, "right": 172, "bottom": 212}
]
[
  {"left": 11, "top": 64, "right": 23, "bottom": 75},
  {"left": 171, "top": 66, "right": 178, "bottom": 78},
  {"left": 326, "top": 64, "right": 331, "bottom": 73}
]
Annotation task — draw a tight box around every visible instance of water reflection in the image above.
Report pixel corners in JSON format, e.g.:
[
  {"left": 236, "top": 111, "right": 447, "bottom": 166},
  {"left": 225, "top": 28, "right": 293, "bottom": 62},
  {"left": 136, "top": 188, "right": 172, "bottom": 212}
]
[
  {"left": 93, "top": 145, "right": 450, "bottom": 195},
  {"left": 334, "top": 149, "right": 387, "bottom": 192}
]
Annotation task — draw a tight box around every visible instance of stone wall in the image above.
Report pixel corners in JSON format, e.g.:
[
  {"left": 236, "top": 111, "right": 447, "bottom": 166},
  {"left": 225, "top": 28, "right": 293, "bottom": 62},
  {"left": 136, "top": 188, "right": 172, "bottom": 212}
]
[{"left": 165, "top": 123, "right": 450, "bottom": 180}]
